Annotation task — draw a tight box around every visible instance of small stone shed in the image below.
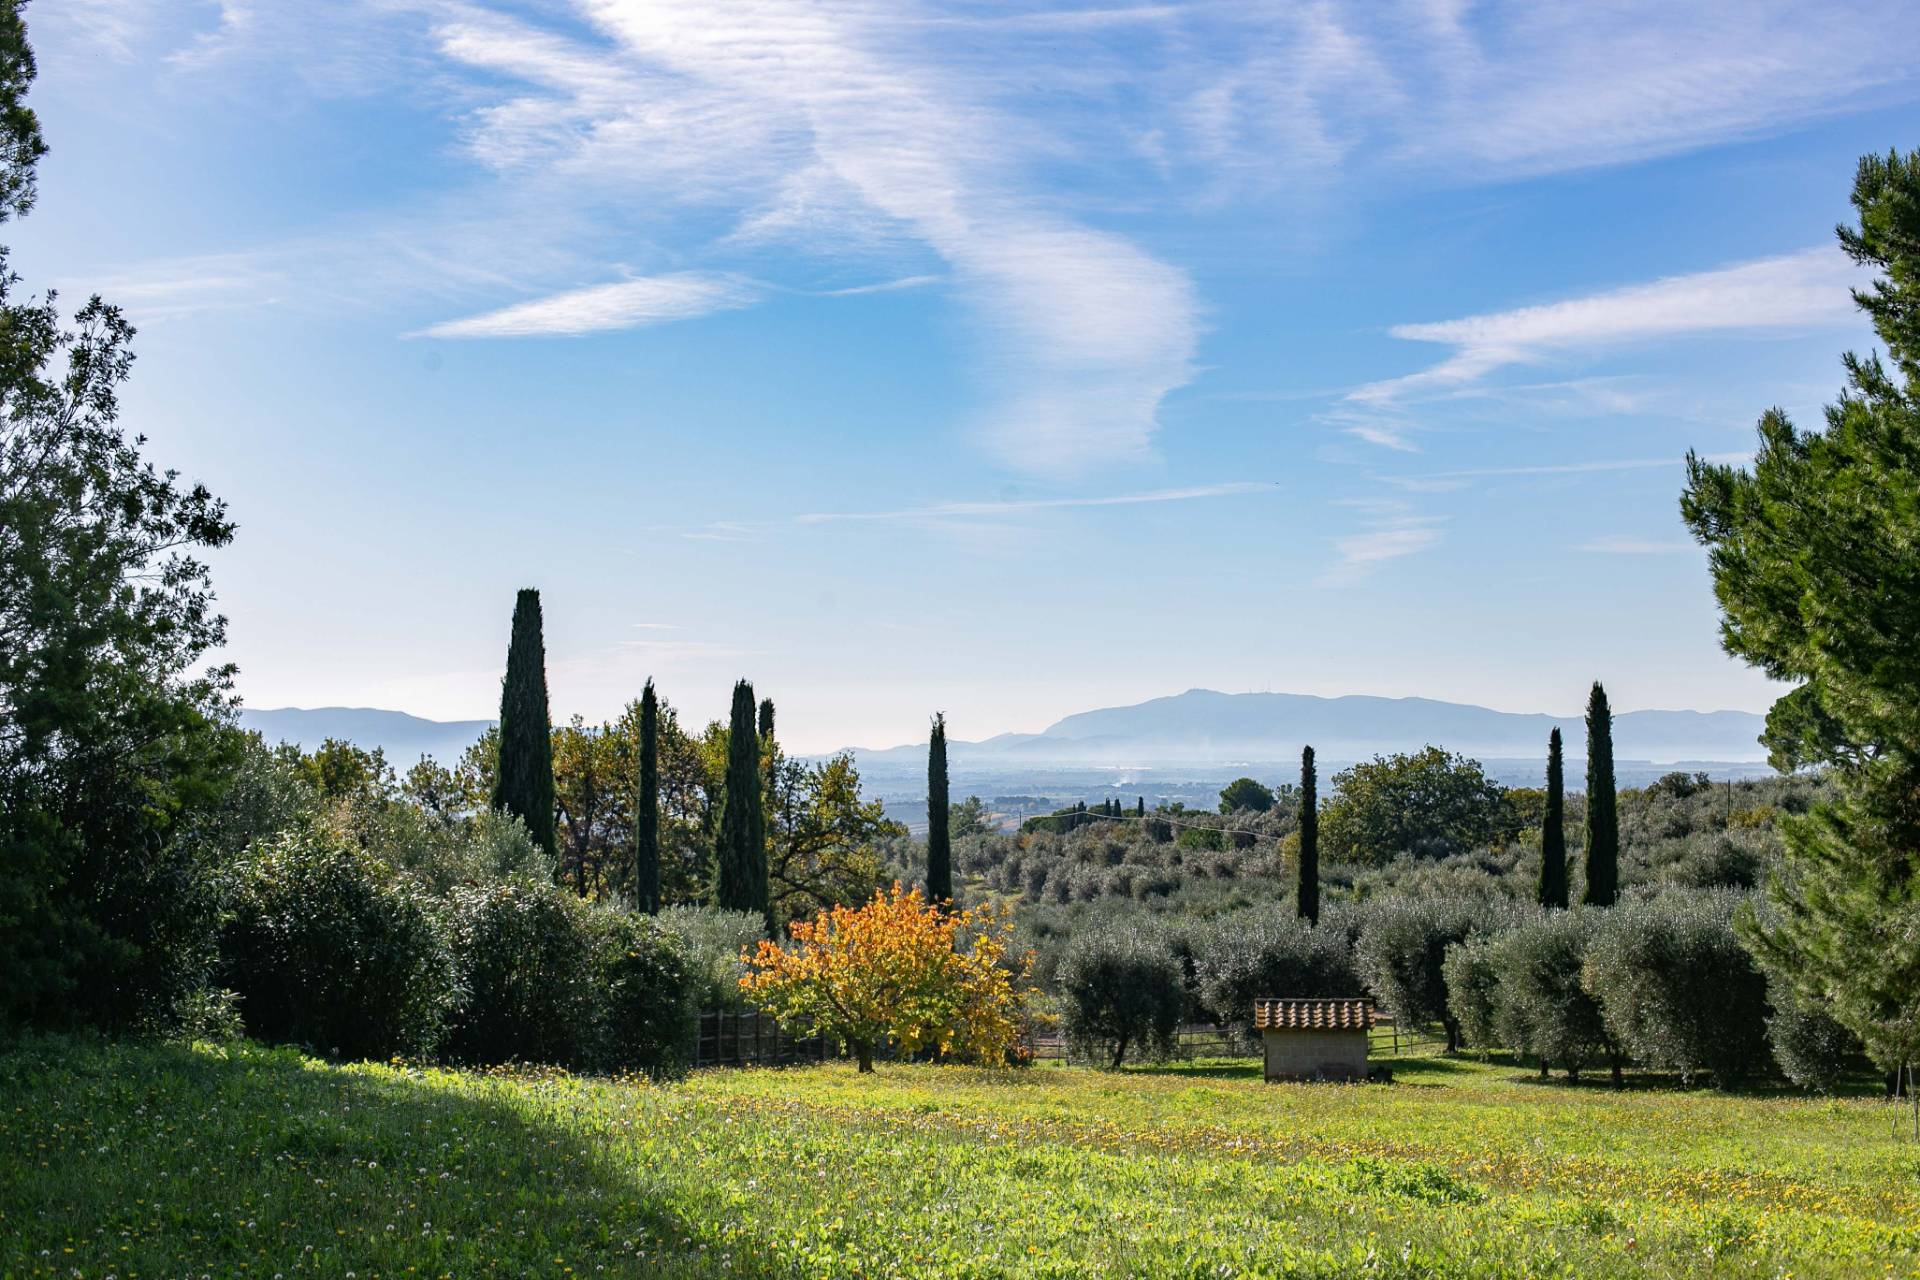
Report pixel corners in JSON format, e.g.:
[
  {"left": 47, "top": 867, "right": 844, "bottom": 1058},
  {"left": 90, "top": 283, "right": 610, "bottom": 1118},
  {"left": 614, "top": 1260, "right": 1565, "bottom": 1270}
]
[{"left": 1255, "top": 997, "right": 1374, "bottom": 1082}]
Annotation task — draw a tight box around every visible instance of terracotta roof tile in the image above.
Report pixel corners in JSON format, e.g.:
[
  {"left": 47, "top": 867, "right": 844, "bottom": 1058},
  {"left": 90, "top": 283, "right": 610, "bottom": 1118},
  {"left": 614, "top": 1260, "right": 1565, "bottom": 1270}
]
[{"left": 1254, "top": 997, "right": 1375, "bottom": 1031}]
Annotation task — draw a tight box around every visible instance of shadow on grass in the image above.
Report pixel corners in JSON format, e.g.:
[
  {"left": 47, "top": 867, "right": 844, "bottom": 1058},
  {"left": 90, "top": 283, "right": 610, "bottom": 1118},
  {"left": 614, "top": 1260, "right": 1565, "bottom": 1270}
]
[{"left": 0, "top": 1036, "right": 776, "bottom": 1279}]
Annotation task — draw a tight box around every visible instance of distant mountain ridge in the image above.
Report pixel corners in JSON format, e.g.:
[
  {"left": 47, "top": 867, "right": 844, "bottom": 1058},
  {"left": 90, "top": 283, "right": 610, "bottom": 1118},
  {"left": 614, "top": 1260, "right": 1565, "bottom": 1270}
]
[
  {"left": 239, "top": 706, "right": 491, "bottom": 766},
  {"left": 845, "top": 689, "right": 1769, "bottom": 768},
  {"left": 241, "top": 688, "right": 1771, "bottom": 774}
]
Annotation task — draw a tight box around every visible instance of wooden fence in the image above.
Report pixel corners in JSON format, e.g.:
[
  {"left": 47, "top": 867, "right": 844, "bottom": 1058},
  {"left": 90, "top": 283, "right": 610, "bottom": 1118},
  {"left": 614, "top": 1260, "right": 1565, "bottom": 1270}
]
[
  {"left": 1028, "top": 1017, "right": 1451, "bottom": 1063},
  {"left": 696, "top": 1011, "right": 1451, "bottom": 1068},
  {"left": 693, "top": 1010, "right": 829, "bottom": 1069}
]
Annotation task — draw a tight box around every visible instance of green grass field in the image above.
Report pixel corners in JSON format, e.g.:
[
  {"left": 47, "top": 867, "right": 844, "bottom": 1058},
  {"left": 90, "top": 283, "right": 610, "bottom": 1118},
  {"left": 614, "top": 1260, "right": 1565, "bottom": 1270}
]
[{"left": 2, "top": 1038, "right": 1914, "bottom": 1279}]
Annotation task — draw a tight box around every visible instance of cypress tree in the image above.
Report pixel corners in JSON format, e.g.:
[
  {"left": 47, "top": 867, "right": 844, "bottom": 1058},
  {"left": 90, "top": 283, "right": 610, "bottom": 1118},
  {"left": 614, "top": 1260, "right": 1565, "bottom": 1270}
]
[
  {"left": 1298, "top": 745, "right": 1320, "bottom": 925},
  {"left": 1582, "top": 682, "right": 1619, "bottom": 906},
  {"left": 492, "top": 588, "right": 556, "bottom": 855},
  {"left": 1539, "top": 727, "right": 1568, "bottom": 909},
  {"left": 635, "top": 679, "right": 661, "bottom": 914},
  {"left": 757, "top": 697, "right": 775, "bottom": 741},
  {"left": 1136, "top": 796, "right": 1145, "bottom": 817},
  {"left": 714, "top": 680, "right": 770, "bottom": 930},
  {"left": 926, "top": 713, "right": 952, "bottom": 904}
]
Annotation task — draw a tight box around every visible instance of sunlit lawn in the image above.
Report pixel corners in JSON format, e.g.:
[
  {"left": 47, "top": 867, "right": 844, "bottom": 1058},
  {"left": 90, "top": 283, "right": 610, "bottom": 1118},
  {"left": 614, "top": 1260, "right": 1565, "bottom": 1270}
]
[{"left": 2, "top": 1037, "right": 1913, "bottom": 1278}]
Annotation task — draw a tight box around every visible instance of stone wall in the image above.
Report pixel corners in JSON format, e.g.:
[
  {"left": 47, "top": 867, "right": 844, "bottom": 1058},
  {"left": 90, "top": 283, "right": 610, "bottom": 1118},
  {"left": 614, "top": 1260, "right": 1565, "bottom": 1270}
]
[{"left": 1261, "top": 1028, "right": 1368, "bottom": 1080}]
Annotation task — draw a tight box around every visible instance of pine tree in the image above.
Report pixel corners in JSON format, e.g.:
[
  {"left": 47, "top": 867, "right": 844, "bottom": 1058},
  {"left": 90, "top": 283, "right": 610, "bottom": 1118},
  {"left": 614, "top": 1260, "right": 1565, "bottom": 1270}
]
[
  {"left": 492, "top": 588, "right": 556, "bottom": 855},
  {"left": 926, "top": 713, "right": 952, "bottom": 904},
  {"left": 1681, "top": 150, "right": 1920, "bottom": 1069},
  {"left": 1539, "top": 727, "right": 1568, "bottom": 909},
  {"left": 1582, "top": 683, "right": 1619, "bottom": 906},
  {"left": 1298, "top": 745, "right": 1320, "bottom": 925},
  {"left": 635, "top": 679, "right": 661, "bottom": 914},
  {"left": 714, "top": 680, "right": 770, "bottom": 930}
]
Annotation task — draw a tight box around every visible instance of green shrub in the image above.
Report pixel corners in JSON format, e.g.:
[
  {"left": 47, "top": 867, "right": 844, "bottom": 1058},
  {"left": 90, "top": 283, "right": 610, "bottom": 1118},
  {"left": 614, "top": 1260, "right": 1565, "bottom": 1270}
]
[
  {"left": 1176, "top": 826, "right": 1226, "bottom": 853},
  {"left": 445, "top": 882, "right": 698, "bottom": 1073},
  {"left": 1057, "top": 924, "right": 1186, "bottom": 1068},
  {"left": 1486, "top": 909, "right": 1622, "bottom": 1083},
  {"left": 1441, "top": 938, "right": 1500, "bottom": 1052},
  {"left": 1191, "top": 908, "right": 1358, "bottom": 1045},
  {"left": 444, "top": 879, "right": 597, "bottom": 1066},
  {"left": 655, "top": 906, "right": 765, "bottom": 1010},
  {"left": 588, "top": 911, "right": 698, "bottom": 1076},
  {"left": 1354, "top": 897, "right": 1505, "bottom": 1051},
  {"left": 1765, "top": 976, "right": 1864, "bottom": 1092},
  {"left": 222, "top": 826, "right": 456, "bottom": 1060},
  {"left": 1583, "top": 890, "right": 1769, "bottom": 1086}
]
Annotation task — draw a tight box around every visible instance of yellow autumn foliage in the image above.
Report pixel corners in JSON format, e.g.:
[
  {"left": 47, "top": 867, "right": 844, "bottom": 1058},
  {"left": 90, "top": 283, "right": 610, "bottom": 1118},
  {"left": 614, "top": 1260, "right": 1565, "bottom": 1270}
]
[{"left": 740, "top": 883, "right": 1031, "bottom": 1071}]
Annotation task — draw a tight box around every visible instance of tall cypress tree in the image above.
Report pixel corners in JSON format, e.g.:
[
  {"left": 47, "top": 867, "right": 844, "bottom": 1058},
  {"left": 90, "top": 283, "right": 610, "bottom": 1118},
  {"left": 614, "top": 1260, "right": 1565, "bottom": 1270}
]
[
  {"left": 757, "top": 697, "right": 775, "bottom": 741},
  {"left": 1582, "top": 682, "right": 1619, "bottom": 906},
  {"left": 926, "top": 713, "right": 952, "bottom": 904},
  {"left": 492, "top": 588, "right": 556, "bottom": 855},
  {"left": 1298, "top": 745, "right": 1320, "bottom": 925},
  {"left": 1539, "top": 726, "right": 1568, "bottom": 909},
  {"left": 714, "top": 680, "right": 770, "bottom": 930},
  {"left": 635, "top": 679, "right": 661, "bottom": 914}
]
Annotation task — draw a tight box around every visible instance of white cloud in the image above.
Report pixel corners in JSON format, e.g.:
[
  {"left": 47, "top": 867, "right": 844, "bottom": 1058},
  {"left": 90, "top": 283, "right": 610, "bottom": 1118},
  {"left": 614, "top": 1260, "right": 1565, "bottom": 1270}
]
[
  {"left": 409, "top": 0, "right": 1201, "bottom": 471},
  {"left": 1322, "top": 497, "right": 1446, "bottom": 582},
  {"left": 797, "top": 482, "right": 1273, "bottom": 525},
  {"left": 1577, "top": 535, "right": 1695, "bottom": 555},
  {"left": 413, "top": 272, "right": 756, "bottom": 338},
  {"left": 1178, "top": 1, "right": 1920, "bottom": 187},
  {"left": 1323, "top": 521, "right": 1445, "bottom": 583},
  {"left": 816, "top": 275, "right": 944, "bottom": 297},
  {"left": 1339, "top": 247, "right": 1866, "bottom": 446},
  {"left": 680, "top": 522, "right": 763, "bottom": 543},
  {"left": 68, "top": 0, "right": 1918, "bottom": 472}
]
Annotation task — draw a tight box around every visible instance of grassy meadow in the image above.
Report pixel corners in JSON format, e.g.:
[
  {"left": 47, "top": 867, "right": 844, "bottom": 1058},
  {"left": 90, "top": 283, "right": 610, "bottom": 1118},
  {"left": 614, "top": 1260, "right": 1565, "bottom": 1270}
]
[{"left": 2, "top": 1038, "right": 1913, "bottom": 1280}]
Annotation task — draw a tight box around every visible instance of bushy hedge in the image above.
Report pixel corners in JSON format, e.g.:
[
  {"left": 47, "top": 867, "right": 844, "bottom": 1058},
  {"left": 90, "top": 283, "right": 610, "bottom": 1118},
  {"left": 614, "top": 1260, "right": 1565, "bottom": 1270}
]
[
  {"left": 444, "top": 879, "right": 599, "bottom": 1067},
  {"left": 1584, "top": 891, "right": 1769, "bottom": 1086},
  {"left": 1191, "top": 908, "right": 1359, "bottom": 1044},
  {"left": 589, "top": 910, "right": 699, "bottom": 1076},
  {"left": 444, "top": 880, "right": 697, "bottom": 1074},
  {"left": 222, "top": 826, "right": 456, "bottom": 1060},
  {"left": 1057, "top": 924, "right": 1186, "bottom": 1068}
]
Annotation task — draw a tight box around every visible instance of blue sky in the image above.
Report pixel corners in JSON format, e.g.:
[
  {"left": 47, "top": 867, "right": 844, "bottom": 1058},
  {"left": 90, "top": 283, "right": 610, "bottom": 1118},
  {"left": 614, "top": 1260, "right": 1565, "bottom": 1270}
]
[{"left": 21, "top": 1, "right": 1918, "bottom": 753}]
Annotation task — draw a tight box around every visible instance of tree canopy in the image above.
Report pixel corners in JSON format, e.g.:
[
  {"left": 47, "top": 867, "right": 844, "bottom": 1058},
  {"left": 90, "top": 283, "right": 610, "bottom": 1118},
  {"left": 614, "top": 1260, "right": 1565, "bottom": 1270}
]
[
  {"left": 1217, "top": 776, "right": 1277, "bottom": 814},
  {"left": 0, "top": 0, "right": 239, "bottom": 1030},
  {"left": 1320, "top": 747, "right": 1508, "bottom": 865}
]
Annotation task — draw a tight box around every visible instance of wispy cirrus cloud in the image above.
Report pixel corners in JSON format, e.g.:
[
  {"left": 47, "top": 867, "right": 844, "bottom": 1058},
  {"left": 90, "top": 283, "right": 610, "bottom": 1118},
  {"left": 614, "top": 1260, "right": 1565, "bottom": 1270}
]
[
  {"left": 1338, "top": 247, "right": 1865, "bottom": 447},
  {"left": 1175, "top": 1, "right": 1920, "bottom": 190},
  {"left": 680, "top": 522, "right": 763, "bottom": 544},
  {"left": 414, "top": 0, "right": 1201, "bottom": 472},
  {"left": 1322, "top": 498, "right": 1445, "bottom": 583},
  {"left": 816, "top": 275, "right": 944, "bottom": 298},
  {"left": 797, "top": 482, "right": 1273, "bottom": 525},
  {"left": 413, "top": 272, "right": 756, "bottom": 338},
  {"left": 1577, "top": 535, "right": 1695, "bottom": 555},
  {"left": 61, "top": 0, "right": 1920, "bottom": 475},
  {"left": 1379, "top": 452, "right": 1752, "bottom": 492}
]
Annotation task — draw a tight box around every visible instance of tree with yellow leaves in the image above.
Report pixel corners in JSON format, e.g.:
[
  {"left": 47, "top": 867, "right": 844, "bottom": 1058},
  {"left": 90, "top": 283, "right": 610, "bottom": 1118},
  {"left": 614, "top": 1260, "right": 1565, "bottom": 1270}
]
[{"left": 741, "top": 884, "right": 1030, "bottom": 1071}]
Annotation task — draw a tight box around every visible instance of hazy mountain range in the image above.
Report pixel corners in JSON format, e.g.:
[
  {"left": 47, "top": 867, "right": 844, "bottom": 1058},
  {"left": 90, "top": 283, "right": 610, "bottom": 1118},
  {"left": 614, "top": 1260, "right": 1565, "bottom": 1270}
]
[
  {"left": 846, "top": 689, "right": 1768, "bottom": 768},
  {"left": 238, "top": 706, "right": 491, "bottom": 768},
  {"left": 240, "top": 689, "right": 1769, "bottom": 773}
]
